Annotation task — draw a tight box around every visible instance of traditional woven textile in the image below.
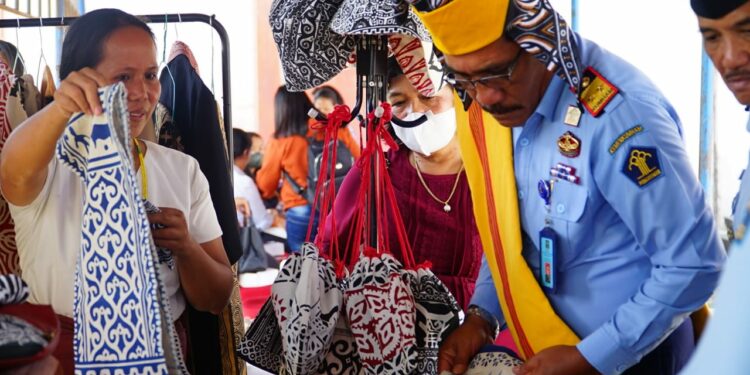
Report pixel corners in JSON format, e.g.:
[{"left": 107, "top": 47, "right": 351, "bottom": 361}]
[
  {"left": 344, "top": 252, "right": 416, "bottom": 374},
  {"left": 237, "top": 298, "right": 283, "bottom": 373},
  {"left": 330, "top": 0, "right": 429, "bottom": 40},
  {"left": 56, "top": 83, "right": 186, "bottom": 374},
  {"left": 272, "top": 242, "right": 342, "bottom": 374},
  {"left": 0, "top": 62, "right": 19, "bottom": 275},
  {"left": 269, "top": 0, "right": 357, "bottom": 91},
  {"left": 465, "top": 346, "right": 524, "bottom": 375},
  {"left": 0, "top": 274, "right": 28, "bottom": 305},
  {"left": 506, "top": 0, "right": 582, "bottom": 93},
  {"left": 316, "top": 310, "right": 362, "bottom": 375},
  {"left": 403, "top": 267, "right": 461, "bottom": 374}
]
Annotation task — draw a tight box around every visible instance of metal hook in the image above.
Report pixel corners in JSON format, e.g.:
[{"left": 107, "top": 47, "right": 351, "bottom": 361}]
[
  {"left": 174, "top": 13, "right": 182, "bottom": 41},
  {"left": 37, "top": 18, "right": 49, "bottom": 85},
  {"left": 12, "top": 19, "right": 22, "bottom": 76},
  {"left": 209, "top": 15, "right": 215, "bottom": 94}
]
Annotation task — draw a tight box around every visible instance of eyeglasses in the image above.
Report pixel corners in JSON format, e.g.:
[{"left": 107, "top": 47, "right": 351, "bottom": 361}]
[{"left": 445, "top": 50, "right": 522, "bottom": 92}]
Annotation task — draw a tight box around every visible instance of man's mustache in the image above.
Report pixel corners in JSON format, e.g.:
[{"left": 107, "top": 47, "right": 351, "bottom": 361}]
[
  {"left": 481, "top": 103, "right": 523, "bottom": 116},
  {"left": 723, "top": 69, "right": 750, "bottom": 82}
]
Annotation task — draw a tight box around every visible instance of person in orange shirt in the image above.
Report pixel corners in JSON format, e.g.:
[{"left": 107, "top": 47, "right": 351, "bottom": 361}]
[{"left": 256, "top": 85, "right": 359, "bottom": 252}]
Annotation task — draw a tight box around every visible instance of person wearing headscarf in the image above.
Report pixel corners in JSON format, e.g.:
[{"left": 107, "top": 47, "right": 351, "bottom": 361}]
[
  {"left": 411, "top": 0, "right": 726, "bottom": 374},
  {"left": 681, "top": 1, "right": 750, "bottom": 373}
]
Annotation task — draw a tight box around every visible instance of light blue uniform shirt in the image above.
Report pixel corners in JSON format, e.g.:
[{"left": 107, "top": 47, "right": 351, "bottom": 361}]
[
  {"left": 730, "top": 117, "right": 750, "bottom": 236},
  {"left": 681, "top": 116, "right": 750, "bottom": 374},
  {"left": 469, "top": 36, "right": 726, "bottom": 374},
  {"left": 679, "top": 223, "right": 750, "bottom": 374}
]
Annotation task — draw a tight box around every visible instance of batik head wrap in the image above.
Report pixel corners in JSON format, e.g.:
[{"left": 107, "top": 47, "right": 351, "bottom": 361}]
[{"left": 412, "top": 0, "right": 583, "bottom": 95}]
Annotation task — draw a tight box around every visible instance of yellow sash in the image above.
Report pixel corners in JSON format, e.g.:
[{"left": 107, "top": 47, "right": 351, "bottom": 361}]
[{"left": 455, "top": 98, "right": 579, "bottom": 359}]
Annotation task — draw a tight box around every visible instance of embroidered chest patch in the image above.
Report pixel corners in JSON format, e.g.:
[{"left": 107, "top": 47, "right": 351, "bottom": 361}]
[{"left": 622, "top": 147, "right": 662, "bottom": 187}]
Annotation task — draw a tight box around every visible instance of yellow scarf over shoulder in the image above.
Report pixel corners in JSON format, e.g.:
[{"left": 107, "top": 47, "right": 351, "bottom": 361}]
[{"left": 455, "top": 98, "right": 579, "bottom": 359}]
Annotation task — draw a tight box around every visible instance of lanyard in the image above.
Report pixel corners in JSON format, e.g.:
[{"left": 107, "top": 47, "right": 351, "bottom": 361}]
[{"left": 133, "top": 138, "right": 148, "bottom": 199}]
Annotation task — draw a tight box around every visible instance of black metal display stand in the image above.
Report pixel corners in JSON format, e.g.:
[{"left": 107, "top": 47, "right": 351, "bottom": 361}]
[{"left": 0, "top": 13, "right": 233, "bottom": 158}]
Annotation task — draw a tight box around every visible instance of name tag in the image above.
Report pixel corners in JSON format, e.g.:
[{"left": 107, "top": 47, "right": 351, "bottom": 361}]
[{"left": 539, "top": 226, "right": 558, "bottom": 293}]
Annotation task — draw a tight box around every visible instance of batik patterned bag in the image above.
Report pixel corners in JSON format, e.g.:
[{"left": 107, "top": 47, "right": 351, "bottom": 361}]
[
  {"left": 269, "top": 0, "right": 356, "bottom": 91},
  {"left": 271, "top": 242, "right": 342, "bottom": 374},
  {"left": 402, "top": 267, "right": 462, "bottom": 374},
  {"left": 237, "top": 298, "right": 283, "bottom": 373},
  {"left": 56, "top": 83, "right": 186, "bottom": 374}
]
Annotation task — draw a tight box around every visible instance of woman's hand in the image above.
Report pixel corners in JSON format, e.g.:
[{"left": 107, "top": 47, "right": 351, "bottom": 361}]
[
  {"left": 147, "top": 207, "right": 199, "bottom": 256},
  {"left": 52, "top": 67, "right": 108, "bottom": 119}
]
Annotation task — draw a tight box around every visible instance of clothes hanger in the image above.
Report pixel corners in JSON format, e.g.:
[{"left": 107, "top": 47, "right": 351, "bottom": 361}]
[
  {"left": 11, "top": 19, "right": 24, "bottom": 77},
  {"left": 36, "top": 18, "right": 49, "bottom": 86}
]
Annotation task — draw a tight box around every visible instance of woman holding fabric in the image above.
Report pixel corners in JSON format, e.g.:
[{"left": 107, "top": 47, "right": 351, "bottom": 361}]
[
  {"left": 0, "top": 9, "right": 233, "bottom": 373},
  {"left": 321, "top": 57, "right": 483, "bottom": 310}
]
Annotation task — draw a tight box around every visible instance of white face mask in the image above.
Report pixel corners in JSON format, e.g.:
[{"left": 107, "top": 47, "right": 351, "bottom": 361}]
[{"left": 393, "top": 107, "right": 457, "bottom": 157}]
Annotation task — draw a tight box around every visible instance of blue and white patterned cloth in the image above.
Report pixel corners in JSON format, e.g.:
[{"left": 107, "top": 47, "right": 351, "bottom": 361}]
[{"left": 56, "top": 83, "right": 187, "bottom": 374}]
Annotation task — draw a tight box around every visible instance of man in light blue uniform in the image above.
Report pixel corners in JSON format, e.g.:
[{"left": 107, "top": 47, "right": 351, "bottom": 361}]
[
  {"left": 682, "top": 1, "right": 750, "bottom": 373},
  {"left": 416, "top": 0, "right": 728, "bottom": 374}
]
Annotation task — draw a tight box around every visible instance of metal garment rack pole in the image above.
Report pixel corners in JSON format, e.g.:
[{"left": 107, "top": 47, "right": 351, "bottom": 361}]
[
  {"left": 0, "top": 13, "right": 233, "bottom": 160},
  {"left": 356, "top": 35, "right": 388, "bottom": 248}
]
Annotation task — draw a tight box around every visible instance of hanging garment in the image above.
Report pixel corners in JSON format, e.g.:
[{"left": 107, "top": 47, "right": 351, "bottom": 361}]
[
  {"left": 159, "top": 53, "right": 241, "bottom": 263},
  {"left": 159, "top": 50, "right": 245, "bottom": 375},
  {"left": 0, "top": 62, "right": 19, "bottom": 275},
  {"left": 169, "top": 41, "right": 200, "bottom": 75},
  {"left": 56, "top": 83, "right": 187, "bottom": 374},
  {"left": 40, "top": 65, "right": 55, "bottom": 108},
  {"left": 19, "top": 74, "right": 41, "bottom": 117}
]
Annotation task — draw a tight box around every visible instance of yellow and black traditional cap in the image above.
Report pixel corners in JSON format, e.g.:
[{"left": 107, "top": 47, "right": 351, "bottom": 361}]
[
  {"left": 413, "top": 0, "right": 509, "bottom": 56},
  {"left": 414, "top": 0, "right": 584, "bottom": 95},
  {"left": 691, "top": 0, "right": 748, "bottom": 19}
]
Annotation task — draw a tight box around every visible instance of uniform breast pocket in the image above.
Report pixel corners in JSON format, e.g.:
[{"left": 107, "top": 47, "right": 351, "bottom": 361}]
[{"left": 547, "top": 182, "right": 588, "bottom": 267}]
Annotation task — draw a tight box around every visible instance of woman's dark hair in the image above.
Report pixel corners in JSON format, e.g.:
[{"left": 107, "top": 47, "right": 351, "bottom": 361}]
[
  {"left": 60, "top": 8, "right": 154, "bottom": 80},
  {"left": 387, "top": 56, "right": 405, "bottom": 86},
  {"left": 233, "top": 128, "right": 251, "bottom": 159},
  {"left": 312, "top": 85, "right": 344, "bottom": 105},
  {"left": 274, "top": 85, "right": 312, "bottom": 138},
  {"left": 0, "top": 41, "right": 25, "bottom": 77}
]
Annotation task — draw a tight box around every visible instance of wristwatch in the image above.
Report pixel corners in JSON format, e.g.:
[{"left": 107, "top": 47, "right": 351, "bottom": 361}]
[{"left": 466, "top": 305, "right": 500, "bottom": 339}]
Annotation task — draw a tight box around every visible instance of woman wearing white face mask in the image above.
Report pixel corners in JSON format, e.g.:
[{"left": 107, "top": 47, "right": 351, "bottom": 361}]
[{"left": 320, "top": 57, "right": 482, "bottom": 310}]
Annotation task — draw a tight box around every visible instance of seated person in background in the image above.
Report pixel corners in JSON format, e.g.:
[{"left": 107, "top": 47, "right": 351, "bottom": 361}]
[
  {"left": 320, "top": 57, "right": 483, "bottom": 310},
  {"left": 244, "top": 131, "right": 264, "bottom": 179},
  {"left": 0, "top": 9, "right": 233, "bottom": 372},
  {"left": 313, "top": 84, "right": 362, "bottom": 148},
  {"left": 233, "top": 128, "right": 276, "bottom": 230}
]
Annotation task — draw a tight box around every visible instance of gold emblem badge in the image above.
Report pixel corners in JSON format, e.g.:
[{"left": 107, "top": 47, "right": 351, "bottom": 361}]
[
  {"left": 623, "top": 147, "right": 662, "bottom": 187},
  {"left": 557, "top": 131, "right": 581, "bottom": 158}
]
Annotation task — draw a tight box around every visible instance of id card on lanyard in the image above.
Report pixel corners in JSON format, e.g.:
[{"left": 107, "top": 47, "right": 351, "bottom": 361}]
[{"left": 537, "top": 179, "right": 558, "bottom": 293}]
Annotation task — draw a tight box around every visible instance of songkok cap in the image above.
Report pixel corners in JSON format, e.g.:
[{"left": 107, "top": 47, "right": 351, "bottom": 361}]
[
  {"left": 413, "top": 0, "right": 583, "bottom": 93},
  {"left": 691, "top": 0, "right": 748, "bottom": 19}
]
